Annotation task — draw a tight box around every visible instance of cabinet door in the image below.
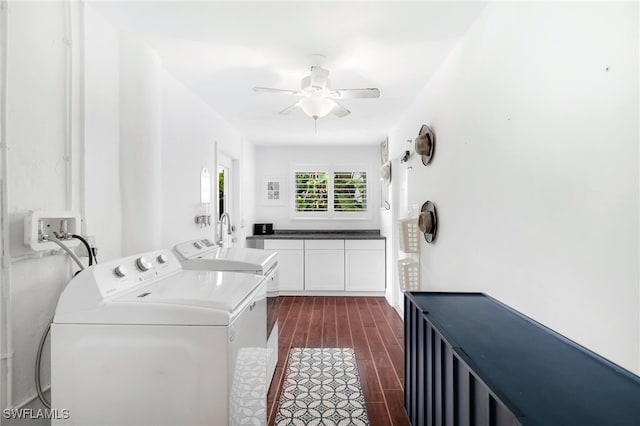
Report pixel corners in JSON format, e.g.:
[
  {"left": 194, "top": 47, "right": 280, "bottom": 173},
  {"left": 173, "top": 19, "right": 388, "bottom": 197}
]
[
  {"left": 345, "top": 250, "right": 386, "bottom": 291},
  {"left": 305, "top": 249, "right": 345, "bottom": 290},
  {"left": 277, "top": 250, "right": 304, "bottom": 291},
  {"left": 264, "top": 239, "right": 304, "bottom": 250}
]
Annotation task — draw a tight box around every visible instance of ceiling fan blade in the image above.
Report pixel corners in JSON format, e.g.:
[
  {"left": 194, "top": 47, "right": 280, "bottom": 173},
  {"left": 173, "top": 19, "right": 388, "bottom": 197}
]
[
  {"left": 331, "top": 101, "right": 350, "bottom": 118},
  {"left": 278, "top": 102, "right": 301, "bottom": 115},
  {"left": 330, "top": 88, "right": 380, "bottom": 99},
  {"left": 253, "top": 87, "right": 302, "bottom": 96}
]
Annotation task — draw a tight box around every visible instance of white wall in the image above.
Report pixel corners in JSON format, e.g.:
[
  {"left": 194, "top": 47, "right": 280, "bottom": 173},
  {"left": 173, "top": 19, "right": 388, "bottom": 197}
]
[
  {"left": 253, "top": 145, "right": 381, "bottom": 230},
  {"left": 119, "top": 34, "right": 163, "bottom": 255},
  {"left": 239, "top": 138, "right": 257, "bottom": 247},
  {"left": 1, "top": 1, "right": 85, "bottom": 410},
  {"left": 0, "top": 2, "right": 256, "bottom": 412},
  {"left": 84, "top": 5, "right": 122, "bottom": 262},
  {"left": 387, "top": 2, "right": 639, "bottom": 373},
  {"left": 160, "top": 69, "right": 246, "bottom": 248},
  {"left": 380, "top": 178, "right": 394, "bottom": 304}
]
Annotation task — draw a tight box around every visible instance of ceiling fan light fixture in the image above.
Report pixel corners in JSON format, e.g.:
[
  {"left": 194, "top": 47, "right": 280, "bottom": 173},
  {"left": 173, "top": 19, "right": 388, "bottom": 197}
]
[
  {"left": 254, "top": 57, "right": 379, "bottom": 121},
  {"left": 300, "top": 97, "right": 335, "bottom": 119}
]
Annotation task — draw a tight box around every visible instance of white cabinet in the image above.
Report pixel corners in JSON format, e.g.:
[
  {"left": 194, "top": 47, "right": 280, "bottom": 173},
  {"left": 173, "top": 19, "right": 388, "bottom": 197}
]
[
  {"left": 304, "top": 240, "right": 345, "bottom": 291},
  {"left": 345, "top": 240, "right": 386, "bottom": 292},
  {"left": 264, "top": 240, "right": 304, "bottom": 292},
  {"left": 260, "top": 238, "right": 385, "bottom": 294}
]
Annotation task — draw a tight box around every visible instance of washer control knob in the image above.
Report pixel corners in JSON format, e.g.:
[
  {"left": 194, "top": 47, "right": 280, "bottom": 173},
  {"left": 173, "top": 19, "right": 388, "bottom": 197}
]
[
  {"left": 114, "top": 265, "right": 127, "bottom": 278},
  {"left": 193, "top": 241, "right": 203, "bottom": 249},
  {"left": 157, "top": 254, "right": 169, "bottom": 264},
  {"left": 136, "top": 257, "right": 153, "bottom": 272}
]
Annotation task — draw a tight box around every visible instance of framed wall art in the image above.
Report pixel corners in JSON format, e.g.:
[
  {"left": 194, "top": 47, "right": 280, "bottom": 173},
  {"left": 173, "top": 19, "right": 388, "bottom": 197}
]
[{"left": 263, "top": 175, "right": 285, "bottom": 205}]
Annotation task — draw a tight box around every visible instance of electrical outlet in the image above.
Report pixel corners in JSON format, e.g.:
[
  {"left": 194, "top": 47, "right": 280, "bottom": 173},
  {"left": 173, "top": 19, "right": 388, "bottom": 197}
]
[{"left": 24, "top": 210, "right": 81, "bottom": 251}]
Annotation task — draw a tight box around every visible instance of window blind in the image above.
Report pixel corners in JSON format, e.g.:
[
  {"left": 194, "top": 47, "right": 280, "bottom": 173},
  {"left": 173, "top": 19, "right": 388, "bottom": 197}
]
[
  {"left": 333, "top": 171, "right": 367, "bottom": 212},
  {"left": 295, "top": 171, "right": 329, "bottom": 212}
]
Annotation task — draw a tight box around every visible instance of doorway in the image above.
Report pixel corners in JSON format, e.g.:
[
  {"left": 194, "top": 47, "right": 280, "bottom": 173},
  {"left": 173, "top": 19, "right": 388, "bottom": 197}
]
[{"left": 217, "top": 152, "right": 235, "bottom": 247}]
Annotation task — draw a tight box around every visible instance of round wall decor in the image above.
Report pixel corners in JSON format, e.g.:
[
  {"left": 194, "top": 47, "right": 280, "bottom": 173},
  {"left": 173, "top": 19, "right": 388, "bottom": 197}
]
[
  {"left": 418, "top": 200, "right": 438, "bottom": 243},
  {"left": 380, "top": 161, "right": 391, "bottom": 183},
  {"left": 415, "top": 124, "right": 435, "bottom": 165}
]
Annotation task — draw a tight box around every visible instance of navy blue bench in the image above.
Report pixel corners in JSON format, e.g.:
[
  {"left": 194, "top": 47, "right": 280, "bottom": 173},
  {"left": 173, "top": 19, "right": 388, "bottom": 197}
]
[{"left": 404, "top": 292, "right": 640, "bottom": 426}]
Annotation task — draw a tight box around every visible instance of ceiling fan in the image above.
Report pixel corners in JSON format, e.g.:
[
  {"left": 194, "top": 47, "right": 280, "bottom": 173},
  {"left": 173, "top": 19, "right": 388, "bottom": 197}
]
[{"left": 253, "top": 56, "right": 380, "bottom": 121}]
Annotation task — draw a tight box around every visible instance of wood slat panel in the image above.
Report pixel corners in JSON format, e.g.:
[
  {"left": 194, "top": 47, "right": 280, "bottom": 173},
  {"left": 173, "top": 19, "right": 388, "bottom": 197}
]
[
  {"left": 267, "top": 296, "right": 408, "bottom": 426},
  {"left": 387, "top": 344, "right": 404, "bottom": 382},
  {"left": 367, "top": 402, "right": 393, "bottom": 426},
  {"left": 322, "top": 297, "right": 337, "bottom": 347},
  {"left": 307, "top": 297, "right": 324, "bottom": 347},
  {"left": 373, "top": 304, "right": 402, "bottom": 346},
  {"left": 384, "top": 389, "right": 409, "bottom": 426},
  {"left": 336, "top": 297, "right": 353, "bottom": 347},
  {"left": 359, "top": 358, "right": 386, "bottom": 402},
  {"left": 364, "top": 325, "right": 386, "bottom": 353},
  {"left": 372, "top": 350, "right": 403, "bottom": 390},
  {"left": 349, "top": 298, "right": 372, "bottom": 360},
  {"left": 358, "top": 297, "right": 376, "bottom": 327}
]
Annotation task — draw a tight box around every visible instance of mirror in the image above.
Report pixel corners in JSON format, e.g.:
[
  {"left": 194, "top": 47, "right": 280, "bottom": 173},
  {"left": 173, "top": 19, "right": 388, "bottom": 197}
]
[{"left": 200, "top": 168, "right": 211, "bottom": 204}]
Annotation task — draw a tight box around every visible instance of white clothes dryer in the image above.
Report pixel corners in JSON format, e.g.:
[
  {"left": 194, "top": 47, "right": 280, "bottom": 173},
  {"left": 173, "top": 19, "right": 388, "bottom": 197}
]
[
  {"left": 173, "top": 239, "right": 279, "bottom": 385},
  {"left": 51, "top": 249, "right": 266, "bottom": 426}
]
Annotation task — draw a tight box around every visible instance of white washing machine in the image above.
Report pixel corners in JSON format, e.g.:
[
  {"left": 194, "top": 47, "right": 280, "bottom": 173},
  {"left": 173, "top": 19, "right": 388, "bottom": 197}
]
[
  {"left": 51, "top": 249, "right": 267, "bottom": 426},
  {"left": 173, "top": 239, "right": 279, "bottom": 385}
]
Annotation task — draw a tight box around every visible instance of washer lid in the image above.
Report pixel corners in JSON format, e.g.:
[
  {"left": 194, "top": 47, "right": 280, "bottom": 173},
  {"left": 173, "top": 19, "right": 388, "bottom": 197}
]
[
  {"left": 201, "top": 247, "right": 277, "bottom": 272},
  {"left": 177, "top": 242, "right": 277, "bottom": 274},
  {"left": 117, "top": 270, "right": 263, "bottom": 311},
  {"left": 55, "top": 270, "right": 264, "bottom": 326}
]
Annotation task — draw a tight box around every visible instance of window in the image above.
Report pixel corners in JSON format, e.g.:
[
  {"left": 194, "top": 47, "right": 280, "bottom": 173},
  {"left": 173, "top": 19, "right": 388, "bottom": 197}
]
[
  {"left": 333, "top": 171, "right": 367, "bottom": 212},
  {"left": 294, "top": 166, "right": 369, "bottom": 218},
  {"left": 295, "top": 171, "right": 328, "bottom": 212},
  {"left": 218, "top": 168, "right": 226, "bottom": 219}
]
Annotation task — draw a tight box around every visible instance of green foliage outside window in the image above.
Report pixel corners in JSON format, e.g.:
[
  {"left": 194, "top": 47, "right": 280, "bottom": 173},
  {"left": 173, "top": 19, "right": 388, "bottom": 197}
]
[
  {"left": 334, "top": 171, "right": 367, "bottom": 212},
  {"left": 295, "top": 170, "right": 367, "bottom": 213},
  {"left": 295, "top": 172, "right": 328, "bottom": 212},
  {"left": 218, "top": 170, "right": 225, "bottom": 218}
]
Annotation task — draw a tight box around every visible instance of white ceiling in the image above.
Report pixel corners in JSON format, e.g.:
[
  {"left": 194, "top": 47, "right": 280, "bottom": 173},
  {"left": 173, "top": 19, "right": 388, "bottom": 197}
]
[{"left": 91, "top": 1, "right": 487, "bottom": 146}]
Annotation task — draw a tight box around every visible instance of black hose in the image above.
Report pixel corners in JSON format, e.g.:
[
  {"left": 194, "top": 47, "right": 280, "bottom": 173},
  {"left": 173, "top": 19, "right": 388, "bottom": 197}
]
[{"left": 71, "top": 234, "right": 93, "bottom": 266}]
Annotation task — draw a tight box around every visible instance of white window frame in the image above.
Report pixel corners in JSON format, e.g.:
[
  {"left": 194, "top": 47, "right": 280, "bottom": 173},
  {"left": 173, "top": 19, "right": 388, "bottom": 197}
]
[{"left": 291, "top": 163, "right": 371, "bottom": 220}]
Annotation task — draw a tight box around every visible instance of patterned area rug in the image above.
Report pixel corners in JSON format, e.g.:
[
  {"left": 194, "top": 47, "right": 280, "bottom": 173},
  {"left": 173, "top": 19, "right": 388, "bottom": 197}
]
[{"left": 275, "top": 348, "right": 369, "bottom": 426}]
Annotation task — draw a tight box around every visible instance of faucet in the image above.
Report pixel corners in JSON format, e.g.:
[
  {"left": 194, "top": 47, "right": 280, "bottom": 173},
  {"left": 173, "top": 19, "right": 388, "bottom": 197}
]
[{"left": 217, "top": 212, "right": 232, "bottom": 245}]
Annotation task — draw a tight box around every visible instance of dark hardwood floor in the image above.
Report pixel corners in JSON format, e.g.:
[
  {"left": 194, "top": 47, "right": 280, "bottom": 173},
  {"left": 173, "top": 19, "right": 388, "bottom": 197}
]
[{"left": 267, "top": 296, "right": 409, "bottom": 426}]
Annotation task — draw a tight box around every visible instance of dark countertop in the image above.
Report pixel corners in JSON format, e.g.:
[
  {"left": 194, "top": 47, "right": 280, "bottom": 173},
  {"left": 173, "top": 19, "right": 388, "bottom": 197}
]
[
  {"left": 246, "top": 230, "right": 385, "bottom": 240},
  {"left": 406, "top": 292, "right": 640, "bottom": 426}
]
